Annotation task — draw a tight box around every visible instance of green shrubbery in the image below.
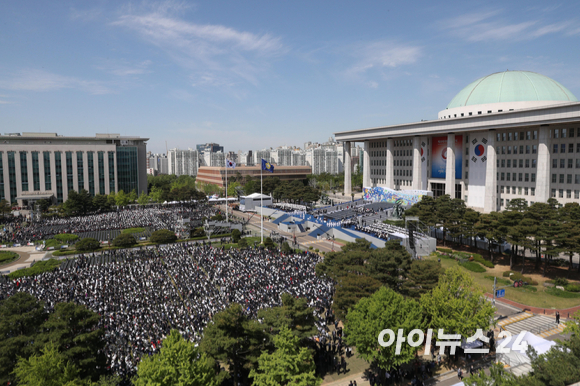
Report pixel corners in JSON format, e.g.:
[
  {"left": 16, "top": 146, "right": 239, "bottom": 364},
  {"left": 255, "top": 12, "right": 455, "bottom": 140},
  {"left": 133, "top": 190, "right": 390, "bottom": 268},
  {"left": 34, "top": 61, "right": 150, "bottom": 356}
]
[
  {"left": 75, "top": 238, "right": 101, "bottom": 252},
  {"left": 238, "top": 238, "right": 248, "bottom": 248},
  {"left": 8, "top": 259, "right": 62, "bottom": 279},
  {"left": 122, "top": 227, "right": 146, "bottom": 234},
  {"left": 281, "top": 242, "right": 292, "bottom": 254},
  {"left": 553, "top": 278, "right": 569, "bottom": 287},
  {"left": 502, "top": 270, "right": 539, "bottom": 286},
  {"left": 0, "top": 251, "right": 19, "bottom": 265},
  {"left": 546, "top": 287, "right": 580, "bottom": 298},
  {"left": 472, "top": 254, "right": 494, "bottom": 268},
  {"left": 151, "top": 229, "right": 178, "bottom": 244},
  {"left": 53, "top": 234, "right": 79, "bottom": 242},
  {"left": 565, "top": 284, "right": 580, "bottom": 293},
  {"left": 231, "top": 229, "right": 241, "bottom": 243},
  {"left": 438, "top": 247, "right": 452, "bottom": 254},
  {"left": 459, "top": 261, "right": 486, "bottom": 273},
  {"left": 112, "top": 233, "right": 137, "bottom": 248}
]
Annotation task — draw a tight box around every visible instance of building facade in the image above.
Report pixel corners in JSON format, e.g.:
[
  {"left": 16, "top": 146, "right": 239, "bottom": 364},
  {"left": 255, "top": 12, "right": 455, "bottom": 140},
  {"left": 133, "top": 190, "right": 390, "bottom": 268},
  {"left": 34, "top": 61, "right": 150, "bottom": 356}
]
[
  {"left": 335, "top": 71, "right": 580, "bottom": 213},
  {"left": 168, "top": 148, "right": 199, "bottom": 177},
  {"left": 0, "top": 133, "right": 148, "bottom": 206},
  {"left": 196, "top": 165, "right": 312, "bottom": 188}
]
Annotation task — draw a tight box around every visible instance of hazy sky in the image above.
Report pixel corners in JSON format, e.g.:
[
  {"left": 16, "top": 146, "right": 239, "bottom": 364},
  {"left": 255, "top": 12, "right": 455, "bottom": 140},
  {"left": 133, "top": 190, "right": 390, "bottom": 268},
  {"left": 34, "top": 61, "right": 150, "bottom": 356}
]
[{"left": 1, "top": 1, "right": 580, "bottom": 153}]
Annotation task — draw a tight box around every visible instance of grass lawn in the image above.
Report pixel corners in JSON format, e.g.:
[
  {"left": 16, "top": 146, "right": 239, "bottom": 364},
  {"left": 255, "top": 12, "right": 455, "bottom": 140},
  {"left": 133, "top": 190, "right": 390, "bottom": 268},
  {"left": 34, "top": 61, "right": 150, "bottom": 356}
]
[
  {"left": 0, "top": 251, "right": 19, "bottom": 266},
  {"left": 122, "top": 227, "right": 146, "bottom": 234},
  {"left": 427, "top": 252, "right": 580, "bottom": 309}
]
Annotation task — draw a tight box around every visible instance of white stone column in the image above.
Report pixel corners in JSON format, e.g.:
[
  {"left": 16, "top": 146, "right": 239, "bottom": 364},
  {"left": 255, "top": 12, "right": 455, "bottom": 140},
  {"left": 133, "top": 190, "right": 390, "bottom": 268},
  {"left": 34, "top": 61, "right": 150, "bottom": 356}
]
[
  {"left": 344, "top": 142, "right": 352, "bottom": 195},
  {"left": 386, "top": 139, "right": 394, "bottom": 189},
  {"left": 83, "top": 151, "right": 89, "bottom": 192},
  {"left": 104, "top": 152, "right": 110, "bottom": 194},
  {"left": 484, "top": 131, "right": 497, "bottom": 213},
  {"left": 113, "top": 152, "right": 118, "bottom": 193},
  {"left": 363, "top": 141, "right": 370, "bottom": 188},
  {"left": 15, "top": 152, "right": 22, "bottom": 200},
  {"left": 26, "top": 152, "right": 33, "bottom": 191},
  {"left": 445, "top": 134, "right": 456, "bottom": 197},
  {"left": 536, "top": 126, "right": 551, "bottom": 203},
  {"left": 412, "top": 137, "right": 421, "bottom": 190},
  {"left": 94, "top": 152, "right": 101, "bottom": 195},
  {"left": 2, "top": 152, "right": 9, "bottom": 202}
]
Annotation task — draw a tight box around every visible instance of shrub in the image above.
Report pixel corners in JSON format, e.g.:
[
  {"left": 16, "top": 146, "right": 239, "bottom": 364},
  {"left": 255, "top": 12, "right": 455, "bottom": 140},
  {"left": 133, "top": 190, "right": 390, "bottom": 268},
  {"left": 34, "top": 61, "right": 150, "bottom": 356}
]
[
  {"left": 75, "top": 238, "right": 101, "bottom": 252},
  {"left": 438, "top": 247, "right": 452, "bottom": 254},
  {"left": 112, "top": 233, "right": 137, "bottom": 248},
  {"left": 263, "top": 237, "right": 275, "bottom": 249},
  {"left": 554, "top": 278, "right": 569, "bottom": 287},
  {"left": 309, "top": 246, "right": 313, "bottom": 250},
  {"left": 281, "top": 242, "right": 292, "bottom": 254},
  {"left": 211, "top": 214, "right": 223, "bottom": 221},
  {"left": 238, "top": 238, "right": 248, "bottom": 248},
  {"left": 53, "top": 234, "right": 79, "bottom": 242},
  {"left": 232, "top": 229, "right": 241, "bottom": 243},
  {"left": 0, "top": 251, "right": 19, "bottom": 265},
  {"left": 565, "top": 284, "right": 580, "bottom": 293},
  {"left": 44, "top": 239, "right": 64, "bottom": 249},
  {"left": 191, "top": 227, "right": 206, "bottom": 238},
  {"left": 546, "top": 287, "right": 580, "bottom": 298},
  {"left": 315, "top": 248, "right": 319, "bottom": 253},
  {"left": 8, "top": 259, "right": 62, "bottom": 279},
  {"left": 473, "top": 255, "right": 494, "bottom": 268},
  {"left": 122, "top": 227, "right": 146, "bottom": 234},
  {"left": 459, "top": 261, "right": 486, "bottom": 273},
  {"left": 503, "top": 271, "right": 539, "bottom": 285},
  {"left": 151, "top": 229, "right": 177, "bottom": 244}
]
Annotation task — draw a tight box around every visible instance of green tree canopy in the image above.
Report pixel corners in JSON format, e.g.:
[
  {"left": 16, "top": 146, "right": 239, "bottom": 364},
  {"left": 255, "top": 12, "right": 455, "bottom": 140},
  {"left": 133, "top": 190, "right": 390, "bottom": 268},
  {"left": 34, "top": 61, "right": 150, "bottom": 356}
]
[
  {"left": 344, "top": 286, "right": 423, "bottom": 371},
  {"left": 258, "top": 293, "right": 318, "bottom": 343},
  {"left": 420, "top": 266, "right": 494, "bottom": 338},
  {"left": 150, "top": 229, "right": 177, "bottom": 244},
  {"left": 133, "top": 330, "right": 218, "bottom": 386},
  {"left": 75, "top": 238, "right": 101, "bottom": 252},
  {"left": 112, "top": 233, "right": 137, "bottom": 248},
  {"left": 249, "top": 326, "right": 321, "bottom": 386},
  {"left": 64, "top": 189, "right": 94, "bottom": 215},
  {"left": 402, "top": 259, "right": 445, "bottom": 298}
]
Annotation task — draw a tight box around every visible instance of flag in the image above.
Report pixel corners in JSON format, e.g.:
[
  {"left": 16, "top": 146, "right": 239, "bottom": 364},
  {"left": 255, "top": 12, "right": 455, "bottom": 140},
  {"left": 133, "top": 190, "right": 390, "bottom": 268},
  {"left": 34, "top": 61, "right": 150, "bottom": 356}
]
[
  {"left": 226, "top": 159, "right": 236, "bottom": 169},
  {"left": 261, "top": 159, "right": 274, "bottom": 173}
]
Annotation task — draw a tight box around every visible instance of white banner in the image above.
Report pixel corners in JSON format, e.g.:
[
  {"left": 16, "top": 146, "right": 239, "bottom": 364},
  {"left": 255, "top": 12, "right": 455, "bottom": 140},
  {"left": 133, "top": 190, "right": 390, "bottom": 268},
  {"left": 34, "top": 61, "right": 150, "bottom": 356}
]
[{"left": 467, "top": 132, "right": 488, "bottom": 209}]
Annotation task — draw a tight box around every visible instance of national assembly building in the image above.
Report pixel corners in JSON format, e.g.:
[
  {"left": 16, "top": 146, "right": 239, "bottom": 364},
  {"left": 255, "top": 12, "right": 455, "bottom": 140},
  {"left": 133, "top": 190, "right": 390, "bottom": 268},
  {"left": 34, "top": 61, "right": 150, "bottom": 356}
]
[
  {"left": 0, "top": 133, "right": 148, "bottom": 207},
  {"left": 335, "top": 70, "right": 580, "bottom": 213}
]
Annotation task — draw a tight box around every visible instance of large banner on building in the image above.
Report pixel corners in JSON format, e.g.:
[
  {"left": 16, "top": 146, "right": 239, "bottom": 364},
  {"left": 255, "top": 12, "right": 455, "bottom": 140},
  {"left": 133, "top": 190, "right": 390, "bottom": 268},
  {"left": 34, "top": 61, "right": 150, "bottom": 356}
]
[
  {"left": 467, "top": 132, "right": 488, "bottom": 209},
  {"left": 363, "top": 187, "right": 432, "bottom": 207},
  {"left": 420, "top": 137, "right": 428, "bottom": 190},
  {"left": 431, "top": 135, "right": 462, "bottom": 179}
]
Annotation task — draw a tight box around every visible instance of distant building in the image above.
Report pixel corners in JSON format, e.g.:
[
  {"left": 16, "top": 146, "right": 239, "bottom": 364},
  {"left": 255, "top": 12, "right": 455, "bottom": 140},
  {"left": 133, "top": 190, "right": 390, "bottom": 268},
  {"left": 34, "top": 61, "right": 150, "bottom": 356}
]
[
  {"left": 0, "top": 132, "right": 148, "bottom": 206},
  {"left": 167, "top": 148, "right": 199, "bottom": 176},
  {"left": 196, "top": 165, "right": 312, "bottom": 188}
]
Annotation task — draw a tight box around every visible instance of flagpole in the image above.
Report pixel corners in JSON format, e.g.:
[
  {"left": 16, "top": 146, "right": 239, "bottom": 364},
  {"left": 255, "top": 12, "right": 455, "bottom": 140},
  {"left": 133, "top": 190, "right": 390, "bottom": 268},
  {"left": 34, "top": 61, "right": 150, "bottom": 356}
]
[
  {"left": 225, "top": 158, "right": 228, "bottom": 223},
  {"left": 261, "top": 161, "right": 263, "bottom": 244}
]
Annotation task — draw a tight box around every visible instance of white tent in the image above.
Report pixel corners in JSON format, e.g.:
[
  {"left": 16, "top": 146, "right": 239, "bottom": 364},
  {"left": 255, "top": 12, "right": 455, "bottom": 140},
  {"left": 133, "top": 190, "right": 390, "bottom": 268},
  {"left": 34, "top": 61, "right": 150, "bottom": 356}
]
[{"left": 496, "top": 331, "right": 556, "bottom": 368}]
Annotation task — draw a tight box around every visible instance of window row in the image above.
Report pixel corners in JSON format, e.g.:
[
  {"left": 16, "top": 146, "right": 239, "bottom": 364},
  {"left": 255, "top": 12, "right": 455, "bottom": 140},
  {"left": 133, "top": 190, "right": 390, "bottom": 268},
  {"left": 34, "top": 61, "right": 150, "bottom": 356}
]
[
  {"left": 496, "top": 145, "right": 537, "bottom": 155},
  {"left": 551, "top": 174, "right": 580, "bottom": 184},
  {"left": 499, "top": 186, "right": 536, "bottom": 196},
  {"left": 552, "top": 143, "right": 580, "bottom": 153},
  {"left": 497, "top": 131, "right": 538, "bottom": 142},
  {"left": 551, "top": 128, "right": 580, "bottom": 139},
  {"left": 552, "top": 159, "right": 580, "bottom": 168},
  {"left": 551, "top": 189, "right": 580, "bottom": 199},
  {"left": 498, "top": 159, "right": 537, "bottom": 168},
  {"left": 498, "top": 173, "right": 536, "bottom": 182}
]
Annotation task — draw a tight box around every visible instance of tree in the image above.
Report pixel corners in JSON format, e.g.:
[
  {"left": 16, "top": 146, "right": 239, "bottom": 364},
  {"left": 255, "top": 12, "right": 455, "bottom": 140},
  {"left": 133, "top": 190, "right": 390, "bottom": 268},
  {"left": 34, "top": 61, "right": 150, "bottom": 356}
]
[
  {"left": 366, "top": 240, "right": 412, "bottom": 290},
  {"left": 114, "top": 190, "right": 130, "bottom": 207},
  {"left": 128, "top": 190, "right": 138, "bottom": 204},
  {"left": 474, "top": 211, "right": 504, "bottom": 263},
  {"left": 0, "top": 199, "right": 11, "bottom": 216},
  {"left": 37, "top": 198, "right": 52, "bottom": 212},
  {"left": 227, "top": 181, "right": 241, "bottom": 197},
  {"left": 149, "top": 186, "right": 164, "bottom": 203},
  {"left": 150, "top": 229, "right": 177, "bottom": 244},
  {"left": 258, "top": 293, "right": 318, "bottom": 343},
  {"left": 35, "top": 302, "right": 106, "bottom": 381},
  {"left": 345, "top": 286, "right": 423, "bottom": 373},
  {"left": 263, "top": 237, "right": 275, "bottom": 249},
  {"left": 464, "top": 363, "right": 520, "bottom": 386},
  {"left": 0, "top": 292, "right": 46, "bottom": 385},
  {"left": 137, "top": 191, "right": 150, "bottom": 205},
  {"left": 92, "top": 194, "right": 110, "bottom": 211},
  {"left": 525, "top": 344, "right": 580, "bottom": 386},
  {"left": 420, "top": 266, "right": 494, "bottom": 339},
  {"left": 200, "top": 304, "right": 269, "bottom": 385},
  {"left": 75, "top": 238, "right": 101, "bottom": 252},
  {"left": 231, "top": 229, "right": 241, "bottom": 243},
  {"left": 13, "top": 342, "right": 84, "bottom": 386},
  {"left": 249, "top": 327, "right": 321, "bottom": 386},
  {"left": 133, "top": 330, "right": 218, "bottom": 386},
  {"left": 500, "top": 207, "right": 525, "bottom": 269},
  {"left": 106, "top": 192, "right": 117, "bottom": 208},
  {"left": 402, "top": 260, "right": 444, "bottom": 298},
  {"left": 238, "top": 238, "right": 248, "bottom": 248},
  {"left": 281, "top": 242, "right": 292, "bottom": 254},
  {"left": 557, "top": 203, "right": 580, "bottom": 272},
  {"left": 64, "top": 189, "right": 93, "bottom": 215},
  {"left": 112, "top": 233, "right": 137, "bottom": 248},
  {"left": 332, "top": 274, "right": 382, "bottom": 320}
]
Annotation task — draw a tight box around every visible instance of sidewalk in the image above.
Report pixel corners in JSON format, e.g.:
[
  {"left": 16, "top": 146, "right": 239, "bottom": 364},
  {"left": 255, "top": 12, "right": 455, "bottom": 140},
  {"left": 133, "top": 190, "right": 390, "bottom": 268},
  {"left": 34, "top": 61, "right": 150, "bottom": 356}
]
[{"left": 485, "top": 293, "right": 580, "bottom": 318}]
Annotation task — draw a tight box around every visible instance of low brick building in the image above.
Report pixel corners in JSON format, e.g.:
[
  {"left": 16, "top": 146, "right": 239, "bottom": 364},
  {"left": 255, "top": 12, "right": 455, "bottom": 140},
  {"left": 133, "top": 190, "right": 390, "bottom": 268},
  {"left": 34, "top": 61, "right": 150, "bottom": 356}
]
[{"left": 196, "top": 165, "right": 312, "bottom": 187}]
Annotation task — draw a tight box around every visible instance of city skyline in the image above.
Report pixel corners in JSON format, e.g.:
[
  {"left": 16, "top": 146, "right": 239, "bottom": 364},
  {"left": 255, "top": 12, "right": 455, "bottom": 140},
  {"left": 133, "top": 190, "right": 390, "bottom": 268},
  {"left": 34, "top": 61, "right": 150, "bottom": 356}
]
[{"left": 1, "top": 1, "right": 580, "bottom": 153}]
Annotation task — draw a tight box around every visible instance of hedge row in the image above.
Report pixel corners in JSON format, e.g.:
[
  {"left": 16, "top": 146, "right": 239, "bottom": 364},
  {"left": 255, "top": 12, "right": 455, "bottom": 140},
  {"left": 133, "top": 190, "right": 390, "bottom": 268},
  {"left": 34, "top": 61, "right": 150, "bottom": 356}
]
[
  {"left": 502, "top": 270, "right": 539, "bottom": 286},
  {"left": 8, "top": 259, "right": 62, "bottom": 279},
  {"left": 459, "top": 261, "right": 486, "bottom": 273}
]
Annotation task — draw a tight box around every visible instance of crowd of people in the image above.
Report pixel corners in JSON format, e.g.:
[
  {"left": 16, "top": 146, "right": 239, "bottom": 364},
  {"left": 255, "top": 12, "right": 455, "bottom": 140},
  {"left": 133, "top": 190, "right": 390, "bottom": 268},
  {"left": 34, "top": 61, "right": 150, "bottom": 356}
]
[
  {"left": 0, "top": 204, "right": 218, "bottom": 245},
  {"left": 0, "top": 243, "right": 333, "bottom": 377}
]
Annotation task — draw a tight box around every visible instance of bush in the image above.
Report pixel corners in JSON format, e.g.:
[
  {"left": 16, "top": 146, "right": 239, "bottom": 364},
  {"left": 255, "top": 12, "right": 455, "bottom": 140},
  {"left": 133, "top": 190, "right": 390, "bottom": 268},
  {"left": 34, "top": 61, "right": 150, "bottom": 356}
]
[
  {"left": 150, "top": 229, "right": 177, "bottom": 244},
  {"left": 44, "top": 239, "right": 64, "bottom": 249},
  {"left": 122, "top": 227, "right": 146, "bottom": 234},
  {"left": 238, "top": 238, "right": 248, "bottom": 248},
  {"left": 0, "top": 251, "right": 19, "bottom": 265},
  {"left": 191, "top": 227, "right": 206, "bottom": 238},
  {"left": 438, "top": 247, "right": 452, "bottom": 254},
  {"left": 112, "top": 233, "right": 137, "bottom": 248},
  {"left": 546, "top": 287, "right": 580, "bottom": 298},
  {"left": 232, "top": 229, "right": 241, "bottom": 243},
  {"left": 281, "top": 242, "right": 292, "bottom": 254},
  {"left": 53, "top": 234, "right": 79, "bottom": 242},
  {"left": 459, "top": 261, "right": 486, "bottom": 273},
  {"left": 565, "top": 284, "right": 580, "bottom": 293},
  {"left": 75, "top": 238, "right": 101, "bottom": 252},
  {"left": 473, "top": 255, "right": 494, "bottom": 268},
  {"left": 554, "top": 278, "right": 569, "bottom": 287},
  {"left": 502, "top": 271, "right": 539, "bottom": 285},
  {"left": 315, "top": 248, "right": 319, "bottom": 253},
  {"left": 309, "top": 246, "right": 313, "bottom": 250},
  {"left": 8, "top": 259, "right": 62, "bottom": 279},
  {"left": 263, "top": 237, "right": 275, "bottom": 249},
  {"left": 211, "top": 214, "right": 223, "bottom": 221}
]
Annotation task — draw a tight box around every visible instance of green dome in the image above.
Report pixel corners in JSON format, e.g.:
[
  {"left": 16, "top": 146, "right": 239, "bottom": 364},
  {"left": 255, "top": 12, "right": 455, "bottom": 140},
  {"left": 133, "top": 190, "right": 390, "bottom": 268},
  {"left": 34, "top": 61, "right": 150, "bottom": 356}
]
[{"left": 447, "top": 71, "right": 577, "bottom": 109}]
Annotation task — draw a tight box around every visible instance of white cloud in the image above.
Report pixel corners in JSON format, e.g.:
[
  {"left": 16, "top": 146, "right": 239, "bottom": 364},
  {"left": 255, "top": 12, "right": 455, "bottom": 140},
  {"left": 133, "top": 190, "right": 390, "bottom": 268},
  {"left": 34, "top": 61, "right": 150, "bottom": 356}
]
[
  {"left": 111, "top": 5, "right": 285, "bottom": 89},
  {"left": 95, "top": 59, "right": 153, "bottom": 76},
  {"left": 0, "top": 69, "right": 111, "bottom": 94},
  {"left": 439, "top": 11, "right": 579, "bottom": 42}
]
